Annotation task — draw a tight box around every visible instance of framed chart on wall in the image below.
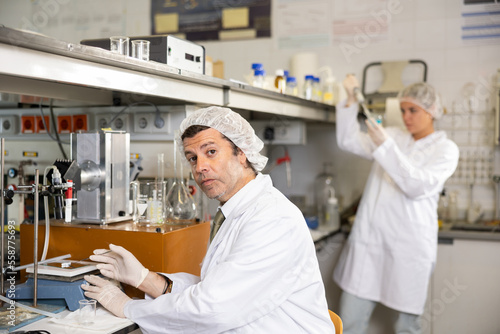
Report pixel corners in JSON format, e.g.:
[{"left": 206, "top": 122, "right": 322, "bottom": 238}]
[{"left": 151, "top": 0, "right": 271, "bottom": 41}]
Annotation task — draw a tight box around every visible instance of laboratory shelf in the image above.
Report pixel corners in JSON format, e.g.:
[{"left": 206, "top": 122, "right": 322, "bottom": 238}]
[{"left": 0, "top": 26, "right": 334, "bottom": 122}]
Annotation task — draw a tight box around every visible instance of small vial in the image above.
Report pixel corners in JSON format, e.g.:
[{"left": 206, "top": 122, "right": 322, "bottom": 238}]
[
  {"left": 253, "top": 69, "right": 265, "bottom": 88},
  {"left": 286, "top": 76, "right": 298, "bottom": 96},
  {"left": 275, "top": 69, "right": 286, "bottom": 93}
]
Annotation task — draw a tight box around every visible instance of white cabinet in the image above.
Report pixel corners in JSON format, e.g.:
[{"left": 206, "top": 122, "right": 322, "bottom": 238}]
[
  {"left": 319, "top": 234, "right": 500, "bottom": 333},
  {"left": 426, "top": 239, "right": 500, "bottom": 333}
]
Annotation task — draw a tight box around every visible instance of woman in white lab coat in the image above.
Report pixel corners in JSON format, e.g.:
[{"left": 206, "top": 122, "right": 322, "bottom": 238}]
[{"left": 333, "top": 76, "right": 459, "bottom": 334}]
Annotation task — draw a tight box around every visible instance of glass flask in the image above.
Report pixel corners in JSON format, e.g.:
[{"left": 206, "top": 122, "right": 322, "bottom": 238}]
[{"left": 165, "top": 136, "right": 196, "bottom": 224}]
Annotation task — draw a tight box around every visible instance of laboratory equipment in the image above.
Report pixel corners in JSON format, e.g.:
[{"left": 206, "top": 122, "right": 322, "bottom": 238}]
[
  {"left": 496, "top": 68, "right": 500, "bottom": 145},
  {"left": 303, "top": 75, "right": 314, "bottom": 100},
  {"left": 68, "top": 129, "right": 130, "bottom": 224},
  {"left": 448, "top": 191, "right": 459, "bottom": 223},
  {"left": 132, "top": 180, "right": 167, "bottom": 226},
  {"left": 286, "top": 76, "right": 298, "bottom": 96},
  {"left": 275, "top": 69, "right": 286, "bottom": 93},
  {"left": 290, "top": 52, "right": 318, "bottom": 92},
  {"left": 437, "top": 189, "right": 449, "bottom": 223},
  {"left": 165, "top": 136, "right": 196, "bottom": 224},
  {"left": 79, "top": 299, "right": 97, "bottom": 326},
  {"left": 318, "top": 66, "right": 337, "bottom": 105},
  {"left": 82, "top": 34, "right": 206, "bottom": 74},
  {"left": 109, "top": 36, "right": 129, "bottom": 56},
  {"left": 313, "top": 77, "right": 322, "bottom": 102},
  {"left": 131, "top": 39, "right": 150, "bottom": 61},
  {"left": 253, "top": 69, "right": 265, "bottom": 88},
  {"left": 315, "top": 162, "right": 340, "bottom": 230}
]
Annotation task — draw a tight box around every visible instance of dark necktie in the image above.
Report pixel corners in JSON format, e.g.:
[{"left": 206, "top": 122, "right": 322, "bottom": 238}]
[{"left": 210, "top": 209, "right": 225, "bottom": 242}]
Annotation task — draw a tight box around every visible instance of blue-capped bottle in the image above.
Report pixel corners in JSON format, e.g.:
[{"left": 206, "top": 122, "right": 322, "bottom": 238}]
[
  {"left": 286, "top": 76, "right": 298, "bottom": 96},
  {"left": 303, "top": 75, "right": 314, "bottom": 100},
  {"left": 253, "top": 69, "right": 265, "bottom": 88}
]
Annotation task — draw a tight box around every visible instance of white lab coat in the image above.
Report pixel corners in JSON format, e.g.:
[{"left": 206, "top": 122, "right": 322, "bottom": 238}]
[
  {"left": 125, "top": 173, "right": 335, "bottom": 333},
  {"left": 333, "top": 101, "right": 459, "bottom": 315}
]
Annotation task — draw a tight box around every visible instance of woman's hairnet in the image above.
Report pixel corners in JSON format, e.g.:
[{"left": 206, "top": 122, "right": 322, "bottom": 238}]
[
  {"left": 177, "top": 106, "right": 268, "bottom": 172},
  {"left": 398, "top": 82, "right": 443, "bottom": 119}
]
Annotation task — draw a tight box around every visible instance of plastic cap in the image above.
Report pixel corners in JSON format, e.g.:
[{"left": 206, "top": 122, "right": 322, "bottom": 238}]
[
  {"left": 286, "top": 76, "right": 297, "bottom": 83},
  {"left": 275, "top": 69, "right": 284, "bottom": 76},
  {"left": 251, "top": 63, "right": 263, "bottom": 70},
  {"left": 305, "top": 75, "right": 315, "bottom": 80},
  {"left": 328, "top": 197, "right": 338, "bottom": 204},
  {"left": 314, "top": 77, "right": 320, "bottom": 82},
  {"left": 284, "top": 70, "right": 289, "bottom": 77},
  {"left": 254, "top": 69, "right": 265, "bottom": 76}
]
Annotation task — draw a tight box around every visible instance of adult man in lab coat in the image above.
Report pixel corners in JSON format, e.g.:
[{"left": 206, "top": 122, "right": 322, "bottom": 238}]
[{"left": 82, "top": 106, "right": 335, "bottom": 333}]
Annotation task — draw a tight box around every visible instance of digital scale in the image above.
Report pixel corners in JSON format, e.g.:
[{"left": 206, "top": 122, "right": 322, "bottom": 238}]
[{"left": 14, "top": 259, "right": 99, "bottom": 311}]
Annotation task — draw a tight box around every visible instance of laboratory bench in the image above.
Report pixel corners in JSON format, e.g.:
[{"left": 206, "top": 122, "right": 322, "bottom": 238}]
[
  {"left": 438, "top": 221, "right": 500, "bottom": 243},
  {"left": 19, "top": 219, "right": 210, "bottom": 298}
]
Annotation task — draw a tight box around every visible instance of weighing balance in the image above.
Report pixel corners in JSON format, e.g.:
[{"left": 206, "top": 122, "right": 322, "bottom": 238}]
[{"left": 13, "top": 259, "right": 99, "bottom": 311}]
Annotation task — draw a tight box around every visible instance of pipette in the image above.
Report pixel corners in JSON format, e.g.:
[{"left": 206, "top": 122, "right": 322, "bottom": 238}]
[{"left": 353, "top": 87, "right": 373, "bottom": 119}]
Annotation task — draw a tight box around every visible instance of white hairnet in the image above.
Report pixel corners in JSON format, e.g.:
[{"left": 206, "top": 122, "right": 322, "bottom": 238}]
[
  {"left": 177, "top": 106, "right": 268, "bottom": 172},
  {"left": 398, "top": 82, "right": 443, "bottom": 119}
]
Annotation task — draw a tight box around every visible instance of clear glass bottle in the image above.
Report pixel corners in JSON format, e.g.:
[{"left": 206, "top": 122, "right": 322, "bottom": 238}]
[
  {"left": 448, "top": 190, "right": 458, "bottom": 223},
  {"left": 313, "top": 76, "right": 322, "bottom": 102},
  {"left": 315, "top": 162, "right": 338, "bottom": 229},
  {"left": 253, "top": 69, "right": 265, "bottom": 88},
  {"left": 285, "top": 76, "right": 298, "bottom": 96},
  {"left": 437, "top": 189, "right": 448, "bottom": 223},
  {"left": 274, "top": 69, "right": 286, "bottom": 93},
  {"left": 303, "top": 75, "right": 314, "bottom": 100},
  {"left": 322, "top": 77, "right": 336, "bottom": 105}
]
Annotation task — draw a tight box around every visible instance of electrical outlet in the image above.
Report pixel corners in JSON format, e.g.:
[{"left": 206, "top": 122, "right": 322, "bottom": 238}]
[
  {"left": 150, "top": 112, "right": 170, "bottom": 133},
  {"left": 35, "top": 115, "right": 50, "bottom": 133},
  {"left": 109, "top": 114, "right": 129, "bottom": 132},
  {"left": 250, "top": 120, "right": 306, "bottom": 145},
  {"left": 0, "top": 116, "right": 18, "bottom": 135},
  {"left": 73, "top": 114, "right": 88, "bottom": 132},
  {"left": 96, "top": 114, "right": 110, "bottom": 130},
  {"left": 134, "top": 113, "right": 152, "bottom": 133},
  {"left": 57, "top": 115, "right": 72, "bottom": 133},
  {"left": 21, "top": 115, "right": 36, "bottom": 134}
]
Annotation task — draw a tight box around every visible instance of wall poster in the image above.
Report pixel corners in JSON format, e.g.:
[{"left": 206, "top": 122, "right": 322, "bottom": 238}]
[{"left": 151, "top": 0, "right": 271, "bottom": 41}]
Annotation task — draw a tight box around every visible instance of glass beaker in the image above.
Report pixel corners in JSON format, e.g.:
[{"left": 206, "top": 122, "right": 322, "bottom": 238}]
[
  {"left": 133, "top": 180, "right": 167, "bottom": 226},
  {"left": 78, "top": 299, "right": 96, "bottom": 326},
  {"left": 110, "top": 36, "right": 129, "bottom": 56},
  {"left": 131, "top": 40, "right": 150, "bottom": 61}
]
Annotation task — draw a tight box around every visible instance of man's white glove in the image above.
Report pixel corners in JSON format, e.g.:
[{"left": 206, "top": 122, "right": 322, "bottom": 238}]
[
  {"left": 81, "top": 275, "right": 131, "bottom": 318},
  {"left": 90, "top": 244, "right": 149, "bottom": 288},
  {"left": 365, "top": 118, "right": 389, "bottom": 147}
]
